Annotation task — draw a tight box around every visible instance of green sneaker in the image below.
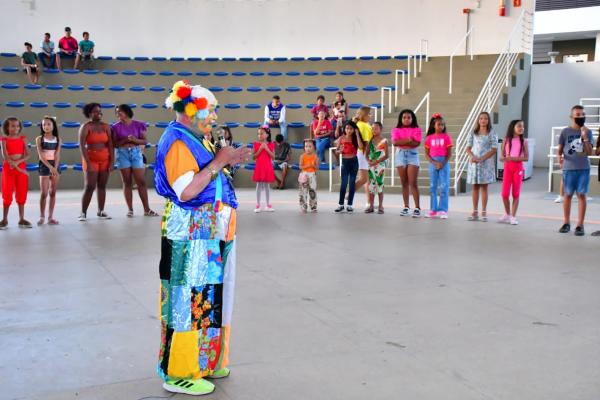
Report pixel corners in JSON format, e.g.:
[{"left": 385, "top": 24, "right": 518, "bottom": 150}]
[
  {"left": 207, "top": 367, "right": 230, "bottom": 379},
  {"left": 163, "top": 378, "right": 215, "bottom": 395}
]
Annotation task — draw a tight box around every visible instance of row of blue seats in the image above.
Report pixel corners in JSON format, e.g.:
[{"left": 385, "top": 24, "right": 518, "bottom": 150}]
[
  {"left": 1, "top": 83, "right": 389, "bottom": 93},
  {"left": 3, "top": 102, "right": 383, "bottom": 112},
  {"left": 1, "top": 67, "right": 398, "bottom": 77},
  {"left": 0, "top": 52, "right": 412, "bottom": 62}
]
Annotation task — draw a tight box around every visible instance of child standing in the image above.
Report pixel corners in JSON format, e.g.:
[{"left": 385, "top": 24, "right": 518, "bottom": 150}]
[
  {"left": 353, "top": 106, "right": 373, "bottom": 207},
  {"left": 298, "top": 139, "right": 318, "bottom": 212},
  {"left": 1, "top": 117, "right": 32, "bottom": 229},
  {"left": 334, "top": 121, "right": 363, "bottom": 213},
  {"left": 466, "top": 112, "right": 498, "bottom": 222},
  {"left": 36, "top": 116, "right": 62, "bottom": 225},
  {"left": 253, "top": 126, "right": 276, "bottom": 213},
  {"left": 499, "top": 119, "right": 528, "bottom": 225},
  {"left": 366, "top": 122, "right": 389, "bottom": 214},
  {"left": 424, "top": 114, "right": 452, "bottom": 219}
]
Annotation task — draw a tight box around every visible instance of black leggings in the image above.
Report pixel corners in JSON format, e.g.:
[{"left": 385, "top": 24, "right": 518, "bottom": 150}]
[{"left": 339, "top": 156, "right": 358, "bottom": 206}]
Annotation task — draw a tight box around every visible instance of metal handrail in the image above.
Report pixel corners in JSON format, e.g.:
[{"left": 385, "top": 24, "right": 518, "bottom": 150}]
[
  {"left": 380, "top": 87, "right": 392, "bottom": 120},
  {"left": 448, "top": 27, "right": 474, "bottom": 94},
  {"left": 414, "top": 91, "right": 431, "bottom": 132},
  {"left": 451, "top": 9, "right": 533, "bottom": 195},
  {"left": 394, "top": 69, "right": 407, "bottom": 107}
]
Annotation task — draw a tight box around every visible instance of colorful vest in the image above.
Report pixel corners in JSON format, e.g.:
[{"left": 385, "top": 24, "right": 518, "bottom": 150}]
[
  {"left": 267, "top": 103, "right": 284, "bottom": 121},
  {"left": 154, "top": 121, "right": 238, "bottom": 210}
]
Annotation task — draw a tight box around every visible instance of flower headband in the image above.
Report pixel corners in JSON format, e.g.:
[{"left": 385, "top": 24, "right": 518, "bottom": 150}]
[
  {"left": 165, "top": 80, "right": 218, "bottom": 120},
  {"left": 431, "top": 113, "right": 443, "bottom": 119}
]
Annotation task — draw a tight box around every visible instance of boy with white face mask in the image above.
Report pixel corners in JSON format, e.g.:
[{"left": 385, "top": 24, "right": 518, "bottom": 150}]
[{"left": 558, "top": 105, "right": 592, "bottom": 236}]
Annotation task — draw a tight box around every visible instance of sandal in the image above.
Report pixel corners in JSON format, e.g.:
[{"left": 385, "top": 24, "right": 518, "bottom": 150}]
[
  {"left": 480, "top": 211, "right": 488, "bottom": 222},
  {"left": 126, "top": 210, "right": 134, "bottom": 218},
  {"left": 37, "top": 217, "right": 45, "bottom": 226},
  {"left": 18, "top": 219, "right": 33, "bottom": 229},
  {"left": 364, "top": 206, "right": 374, "bottom": 214},
  {"left": 48, "top": 218, "right": 59, "bottom": 225},
  {"left": 377, "top": 207, "right": 384, "bottom": 214},
  {"left": 144, "top": 210, "right": 159, "bottom": 217},
  {"left": 467, "top": 211, "right": 479, "bottom": 221},
  {"left": 97, "top": 211, "right": 112, "bottom": 220},
  {"left": 0, "top": 220, "right": 8, "bottom": 230}
]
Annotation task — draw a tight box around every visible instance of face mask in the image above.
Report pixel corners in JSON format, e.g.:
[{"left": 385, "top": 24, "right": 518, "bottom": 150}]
[{"left": 575, "top": 117, "right": 586, "bottom": 127}]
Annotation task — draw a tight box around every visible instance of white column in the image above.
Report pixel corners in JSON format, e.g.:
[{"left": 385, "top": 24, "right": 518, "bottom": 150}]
[{"left": 595, "top": 32, "right": 600, "bottom": 62}]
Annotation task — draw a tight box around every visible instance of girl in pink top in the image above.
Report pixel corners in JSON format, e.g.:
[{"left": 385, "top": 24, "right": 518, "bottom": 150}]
[
  {"left": 253, "top": 126, "right": 276, "bottom": 213},
  {"left": 391, "top": 109, "right": 422, "bottom": 217},
  {"left": 424, "top": 114, "right": 452, "bottom": 219},
  {"left": 499, "top": 120, "right": 529, "bottom": 225}
]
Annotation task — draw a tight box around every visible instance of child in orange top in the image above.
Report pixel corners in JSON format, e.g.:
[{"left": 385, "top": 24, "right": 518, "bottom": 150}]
[
  {"left": 299, "top": 139, "right": 318, "bottom": 212},
  {"left": 1, "top": 117, "right": 31, "bottom": 229}
]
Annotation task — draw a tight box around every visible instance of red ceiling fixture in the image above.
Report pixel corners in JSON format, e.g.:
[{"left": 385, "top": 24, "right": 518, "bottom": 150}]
[
  {"left": 514, "top": 0, "right": 522, "bottom": 6},
  {"left": 499, "top": 0, "right": 506, "bottom": 16}
]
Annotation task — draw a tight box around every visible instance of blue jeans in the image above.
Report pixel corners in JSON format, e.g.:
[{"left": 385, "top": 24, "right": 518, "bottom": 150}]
[
  {"left": 267, "top": 121, "right": 287, "bottom": 141},
  {"left": 316, "top": 137, "right": 330, "bottom": 163},
  {"left": 38, "top": 52, "right": 56, "bottom": 68},
  {"left": 339, "top": 156, "right": 358, "bottom": 206},
  {"left": 429, "top": 156, "right": 450, "bottom": 213}
]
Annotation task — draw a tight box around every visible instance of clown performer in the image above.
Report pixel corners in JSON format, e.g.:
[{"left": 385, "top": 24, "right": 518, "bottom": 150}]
[{"left": 154, "top": 80, "right": 251, "bottom": 395}]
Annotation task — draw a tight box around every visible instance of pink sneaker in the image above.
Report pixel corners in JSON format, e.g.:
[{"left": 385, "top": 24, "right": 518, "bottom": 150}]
[
  {"left": 265, "top": 205, "right": 275, "bottom": 212},
  {"left": 498, "top": 214, "right": 510, "bottom": 223},
  {"left": 253, "top": 205, "right": 261, "bottom": 213},
  {"left": 425, "top": 211, "right": 438, "bottom": 218},
  {"left": 438, "top": 211, "right": 448, "bottom": 219}
]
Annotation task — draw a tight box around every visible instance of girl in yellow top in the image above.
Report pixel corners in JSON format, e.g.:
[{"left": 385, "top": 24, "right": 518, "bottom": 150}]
[
  {"left": 353, "top": 106, "right": 373, "bottom": 207},
  {"left": 298, "top": 139, "right": 318, "bottom": 212}
]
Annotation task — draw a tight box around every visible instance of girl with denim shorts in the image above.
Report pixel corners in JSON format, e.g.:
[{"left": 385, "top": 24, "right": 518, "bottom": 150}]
[
  {"left": 391, "top": 109, "right": 422, "bottom": 217},
  {"left": 112, "top": 104, "right": 158, "bottom": 217}
]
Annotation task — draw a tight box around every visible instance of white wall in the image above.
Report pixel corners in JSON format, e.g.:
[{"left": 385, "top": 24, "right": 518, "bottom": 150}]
[
  {"left": 529, "top": 62, "right": 600, "bottom": 167},
  {"left": 534, "top": 6, "right": 600, "bottom": 36},
  {"left": 2, "top": 0, "right": 533, "bottom": 58}
]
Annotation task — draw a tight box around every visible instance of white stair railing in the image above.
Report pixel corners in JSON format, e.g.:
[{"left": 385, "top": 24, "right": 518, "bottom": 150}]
[
  {"left": 452, "top": 9, "right": 533, "bottom": 195},
  {"left": 448, "top": 27, "right": 474, "bottom": 94}
]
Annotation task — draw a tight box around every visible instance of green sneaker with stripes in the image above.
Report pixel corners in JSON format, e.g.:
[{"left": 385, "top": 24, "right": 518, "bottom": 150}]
[{"left": 163, "top": 378, "right": 215, "bottom": 396}]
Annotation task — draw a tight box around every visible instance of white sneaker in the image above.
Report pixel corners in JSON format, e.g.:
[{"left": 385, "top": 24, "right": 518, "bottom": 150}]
[
  {"left": 438, "top": 211, "right": 448, "bottom": 219},
  {"left": 78, "top": 213, "right": 87, "bottom": 222},
  {"left": 265, "top": 205, "right": 275, "bottom": 212},
  {"left": 412, "top": 208, "right": 421, "bottom": 218},
  {"left": 554, "top": 195, "right": 564, "bottom": 203},
  {"left": 498, "top": 214, "right": 510, "bottom": 223},
  {"left": 400, "top": 207, "right": 410, "bottom": 217},
  {"left": 510, "top": 216, "right": 519, "bottom": 225},
  {"left": 253, "top": 205, "right": 261, "bottom": 213}
]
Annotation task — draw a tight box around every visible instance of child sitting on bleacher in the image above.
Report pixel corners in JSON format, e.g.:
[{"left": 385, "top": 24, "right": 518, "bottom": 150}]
[{"left": 298, "top": 139, "right": 318, "bottom": 213}]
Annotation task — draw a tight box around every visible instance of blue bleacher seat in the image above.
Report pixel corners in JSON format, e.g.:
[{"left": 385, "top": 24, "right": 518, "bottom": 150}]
[
  {"left": 178, "top": 71, "right": 193, "bottom": 76},
  {"left": 245, "top": 103, "right": 261, "bottom": 109},
  {"left": 59, "top": 163, "right": 68, "bottom": 171},
  {"left": 250, "top": 71, "right": 265, "bottom": 77},
  {"left": 349, "top": 103, "right": 362, "bottom": 109},
  {"left": 155, "top": 122, "right": 169, "bottom": 128},
  {"left": 308, "top": 57, "right": 322, "bottom": 61},
  {"left": 244, "top": 122, "right": 261, "bottom": 129},
  {"left": 24, "top": 84, "right": 42, "bottom": 90},
  {"left": 140, "top": 70, "right": 156, "bottom": 76},
  {"left": 395, "top": 55, "right": 409, "bottom": 60},
  {"left": 319, "top": 163, "right": 334, "bottom": 171},
  {"left": 224, "top": 103, "right": 241, "bottom": 109},
  {"left": 101, "top": 102, "right": 115, "bottom": 108},
  {"left": 208, "top": 86, "right": 224, "bottom": 92},
  {"left": 1, "top": 83, "right": 19, "bottom": 89},
  {"left": 44, "top": 68, "right": 60, "bottom": 74},
  {"left": 83, "top": 69, "right": 99, "bottom": 75},
  {"left": 306, "top": 103, "right": 315, "bottom": 109},
  {"left": 141, "top": 103, "right": 158, "bottom": 109},
  {"left": 26, "top": 163, "right": 38, "bottom": 172},
  {"left": 273, "top": 57, "right": 288, "bottom": 62},
  {"left": 227, "top": 87, "right": 243, "bottom": 92},
  {"left": 325, "top": 56, "right": 340, "bottom": 61},
  {"left": 61, "top": 142, "right": 79, "bottom": 149},
  {"left": 377, "top": 56, "right": 392, "bottom": 60},
  {"left": 342, "top": 56, "right": 357, "bottom": 61},
  {"left": 288, "top": 122, "right": 305, "bottom": 128},
  {"left": 214, "top": 71, "right": 229, "bottom": 77},
  {"left": 286, "top": 71, "right": 300, "bottom": 76},
  {"left": 232, "top": 71, "right": 247, "bottom": 77},
  {"left": 6, "top": 102, "right": 24, "bottom": 108},
  {"left": 46, "top": 84, "right": 63, "bottom": 90},
  {"left": 239, "top": 57, "right": 253, "bottom": 62},
  {"left": 109, "top": 86, "right": 125, "bottom": 91},
  {"left": 30, "top": 102, "right": 48, "bottom": 108},
  {"left": 226, "top": 122, "right": 241, "bottom": 128},
  {"left": 286, "top": 87, "right": 301, "bottom": 92},
  {"left": 122, "top": 70, "right": 138, "bottom": 76},
  {"left": 145, "top": 142, "right": 154, "bottom": 148},
  {"left": 377, "top": 69, "right": 392, "bottom": 75},
  {"left": 205, "top": 57, "right": 219, "bottom": 62},
  {"left": 186, "top": 57, "right": 201, "bottom": 62},
  {"left": 268, "top": 71, "right": 283, "bottom": 76},
  {"left": 340, "top": 70, "right": 356, "bottom": 76},
  {"left": 53, "top": 102, "right": 71, "bottom": 108},
  {"left": 128, "top": 103, "right": 137, "bottom": 108},
  {"left": 63, "top": 121, "right": 81, "bottom": 128},
  {"left": 146, "top": 163, "right": 156, "bottom": 170},
  {"left": 170, "top": 57, "right": 185, "bottom": 62},
  {"left": 159, "top": 71, "right": 175, "bottom": 76},
  {"left": 291, "top": 57, "right": 305, "bottom": 62},
  {"left": 304, "top": 86, "right": 319, "bottom": 92},
  {"left": 134, "top": 57, "right": 149, "bottom": 61},
  {"left": 89, "top": 85, "right": 105, "bottom": 91},
  {"left": 322, "top": 71, "right": 337, "bottom": 76},
  {"left": 63, "top": 69, "right": 80, "bottom": 74},
  {"left": 222, "top": 57, "right": 236, "bottom": 62},
  {"left": 75, "top": 102, "right": 85, "bottom": 108},
  {"left": 358, "top": 70, "right": 374, "bottom": 76},
  {"left": 286, "top": 103, "right": 302, "bottom": 109},
  {"left": 0, "top": 52, "right": 17, "bottom": 57},
  {"left": 68, "top": 85, "right": 84, "bottom": 91},
  {"left": 1, "top": 67, "right": 18, "bottom": 72},
  {"left": 102, "top": 70, "right": 119, "bottom": 75},
  {"left": 129, "top": 86, "right": 145, "bottom": 92},
  {"left": 247, "top": 87, "right": 262, "bottom": 92},
  {"left": 22, "top": 121, "right": 33, "bottom": 127},
  {"left": 116, "top": 56, "right": 131, "bottom": 61},
  {"left": 343, "top": 86, "right": 359, "bottom": 92},
  {"left": 370, "top": 103, "right": 382, "bottom": 109},
  {"left": 266, "top": 86, "right": 281, "bottom": 92},
  {"left": 256, "top": 57, "right": 271, "bottom": 62},
  {"left": 324, "top": 86, "right": 340, "bottom": 92},
  {"left": 304, "top": 71, "right": 318, "bottom": 76},
  {"left": 196, "top": 71, "right": 210, "bottom": 77},
  {"left": 290, "top": 143, "right": 304, "bottom": 150},
  {"left": 152, "top": 57, "right": 167, "bottom": 61},
  {"left": 244, "top": 163, "right": 256, "bottom": 170},
  {"left": 149, "top": 86, "right": 165, "bottom": 92},
  {"left": 73, "top": 163, "right": 83, "bottom": 171},
  {"left": 360, "top": 56, "right": 374, "bottom": 61},
  {"left": 363, "top": 86, "right": 378, "bottom": 91}
]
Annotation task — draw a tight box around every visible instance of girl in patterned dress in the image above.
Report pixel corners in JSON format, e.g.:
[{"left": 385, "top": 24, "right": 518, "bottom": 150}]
[
  {"left": 366, "top": 122, "right": 389, "bottom": 214},
  {"left": 466, "top": 112, "right": 498, "bottom": 222}
]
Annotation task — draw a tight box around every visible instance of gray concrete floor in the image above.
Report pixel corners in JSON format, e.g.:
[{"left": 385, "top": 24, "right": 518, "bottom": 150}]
[{"left": 1, "top": 169, "right": 600, "bottom": 400}]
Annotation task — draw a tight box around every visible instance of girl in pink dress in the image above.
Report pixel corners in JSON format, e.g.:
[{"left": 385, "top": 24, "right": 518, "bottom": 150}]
[{"left": 253, "top": 126, "right": 276, "bottom": 212}]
